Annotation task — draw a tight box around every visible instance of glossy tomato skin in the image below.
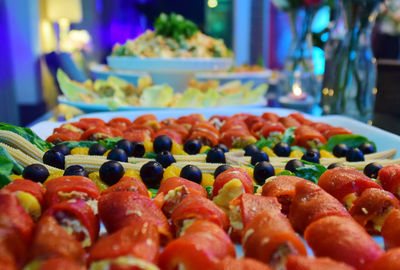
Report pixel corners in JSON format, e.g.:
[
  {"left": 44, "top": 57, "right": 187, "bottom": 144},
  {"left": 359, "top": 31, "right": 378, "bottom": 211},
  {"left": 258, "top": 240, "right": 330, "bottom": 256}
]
[
  {"left": 304, "top": 216, "right": 383, "bottom": 270},
  {"left": 98, "top": 191, "right": 172, "bottom": 243},
  {"left": 261, "top": 175, "right": 305, "bottom": 215},
  {"left": 286, "top": 255, "right": 356, "bottom": 270},
  {"left": 242, "top": 211, "right": 307, "bottom": 265},
  {"left": 294, "top": 125, "right": 326, "bottom": 148},
  {"left": 349, "top": 188, "right": 399, "bottom": 234},
  {"left": 365, "top": 248, "right": 400, "bottom": 270},
  {"left": 29, "top": 216, "right": 85, "bottom": 263},
  {"left": 382, "top": 209, "right": 400, "bottom": 249},
  {"left": 212, "top": 168, "right": 253, "bottom": 198},
  {"left": 43, "top": 199, "right": 99, "bottom": 246},
  {"left": 88, "top": 221, "right": 159, "bottom": 266},
  {"left": 214, "top": 257, "right": 272, "bottom": 270},
  {"left": 2, "top": 179, "right": 45, "bottom": 207},
  {"left": 289, "top": 180, "right": 351, "bottom": 233},
  {"left": 318, "top": 167, "right": 382, "bottom": 204},
  {"left": 378, "top": 164, "right": 400, "bottom": 196},
  {"left": 38, "top": 258, "right": 85, "bottom": 270},
  {"left": 44, "top": 176, "right": 100, "bottom": 208},
  {"left": 101, "top": 176, "right": 149, "bottom": 197},
  {"left": 171, "top": 194, "right": 229, "bottom": 233},
  {"left": 158, "top": 220, "right": 235, "bottom": 270}
]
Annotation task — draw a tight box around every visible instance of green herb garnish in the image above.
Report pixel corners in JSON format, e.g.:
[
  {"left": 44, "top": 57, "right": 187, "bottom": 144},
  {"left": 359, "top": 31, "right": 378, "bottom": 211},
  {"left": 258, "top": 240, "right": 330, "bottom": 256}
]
[{"left": 154, "top": 13, "right": 199, "bottom": 43}]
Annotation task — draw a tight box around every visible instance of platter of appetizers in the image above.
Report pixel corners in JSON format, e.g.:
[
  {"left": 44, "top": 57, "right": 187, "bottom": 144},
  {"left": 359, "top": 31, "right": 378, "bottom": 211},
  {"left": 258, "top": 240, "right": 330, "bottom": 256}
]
[{"left": 0, "top": 108, "right": 400, "bottom": 269}]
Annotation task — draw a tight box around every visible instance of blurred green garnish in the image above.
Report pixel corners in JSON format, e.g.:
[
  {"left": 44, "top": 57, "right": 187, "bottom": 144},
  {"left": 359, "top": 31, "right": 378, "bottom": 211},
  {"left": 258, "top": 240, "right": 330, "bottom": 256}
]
[{"left": 154, "top": 13, "right": 199, "bottom": 43}]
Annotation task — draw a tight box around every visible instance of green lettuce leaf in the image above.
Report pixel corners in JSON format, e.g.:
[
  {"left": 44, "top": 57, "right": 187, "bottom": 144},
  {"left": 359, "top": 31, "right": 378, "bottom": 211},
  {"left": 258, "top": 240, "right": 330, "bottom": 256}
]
[
  {"left": 241, "top": 83, "right": 268, "bottom": 105},
  {"left": 60, "top": 137, "right": 122, "bottom": 150},
  {"left": 0, "top": 146, "right": 23, "bottom": 174},
  {"left": 0, "top": 156, "right": 13, "bottom": 188},
  {"left": 254, "top": 127, "right": 295, "bottom": 149},
  {"left": 148, "top": 188, "right": 158, "bottom": 198},
  {"left": 321, "top": 134, "right": 376, "bottom": 152},
  {"left": 0, "top": 123, "right": 53, "bottom": 151},
  {"left": 140, "top": 85, "right": 174, "bottom": 107},
  {"left": 173, "top": 88, "right": 204, "bottom": 108},
  {"left": 57, "top": 69, "right": 96, "bottom": 102},
  {"left": 294, "top": 160, "right": 327, "bottom": 184},
  {"left": 201, "top": 89, "right": 219, "bottom": 107}
]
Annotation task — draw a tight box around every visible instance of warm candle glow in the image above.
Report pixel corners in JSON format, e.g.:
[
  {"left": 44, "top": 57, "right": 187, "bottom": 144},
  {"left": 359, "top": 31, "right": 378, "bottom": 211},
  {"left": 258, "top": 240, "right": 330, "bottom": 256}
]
[{"left": 292, "top": 83, "right": 302, "bottom": 96}]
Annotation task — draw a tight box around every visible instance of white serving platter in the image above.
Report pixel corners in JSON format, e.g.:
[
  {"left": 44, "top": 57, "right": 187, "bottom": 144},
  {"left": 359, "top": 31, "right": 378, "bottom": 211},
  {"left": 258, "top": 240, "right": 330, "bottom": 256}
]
[
  {"left": 107, "top": 57, "right": 234, "bottom": 92},
  {"left": 30, "top": 107, "right": 396, "bottom": 252}
]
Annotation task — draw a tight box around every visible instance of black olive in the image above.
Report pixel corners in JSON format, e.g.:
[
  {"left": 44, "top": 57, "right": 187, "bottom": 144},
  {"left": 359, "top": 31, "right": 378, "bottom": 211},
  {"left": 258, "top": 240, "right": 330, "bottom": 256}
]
[
  {"left": 359, "top": 142, "right": 375, "bottom": 155},
  {"left": 43, "top": 150, "right": 65, "bottom": 169},
  {"left": 363, "top": 162, "right": 383, "bottom": 178},
  {"left": 140, "top": 161, "right": 164, "bottom": 188},
  {"left": 214, "top": 164, "right": 232, "bottom": 178},
  {"left": 206, "top": 148, "right": 226, "bottom": 163},
  {"left": 327, "top": 162, "right": 345, "bottom": 170},
  {"left": 309, "top": 148, "right": 320, "bottom": 159},
  {"left": 180, "top": 165, "right": 202, "bottom": 184},
  {"left": 273, "top": 142, "right": 291, "bottom": 157},
  {"left": 244, "top": 144, "right": 259, "bottom": 157},
  {"left": 333, "top": 144, "right": 349, "bottom": 158},
  {"left": 89, "top": 144, "right": 107, "bottom": 156},
  {"left": 285, "top": 159, "right": 304, "bottom": 173},
  {"left": 156, "top": 151, "right": 176, "bottom": 168},
  {"left": 250, "top": 151, "right": 269, "bottom": 166},
  {"left": 116, "top": 139, "right": 134, "bottom": 157},
  {"left": 51, "top": 144, "right": 70, "bottom": 156},
  {"left": 63, "top": 165, "right": 88, "bottom": 177},
  {"left": 215, "top": 144, "right": 229, "bottom": 153},
  {"left": 346, "top": 148, "right": 365, "bottom": 162},
  {"left": 107, "top": 148, "right": 128, "bottom": 162},
  {"left": 132, "top": 142, "right": 145, "bottom": 157},
  {"left": 302, "top": 150, "right": 320, "bottom": 164},
  {"left": 183, "top": 139, "right": 202, "bottom": 155},
  {"left": 153, "top": 135, "right": 172, "bottom": 154},
  {"left": 99, "top": 161, "right": 125, "bottom": 186},
  {"left": 254, "top": 161, "right": 275, "bottom": 185},
  {"left": 22, "top": 164, "right": 49, "bottom": 183}
]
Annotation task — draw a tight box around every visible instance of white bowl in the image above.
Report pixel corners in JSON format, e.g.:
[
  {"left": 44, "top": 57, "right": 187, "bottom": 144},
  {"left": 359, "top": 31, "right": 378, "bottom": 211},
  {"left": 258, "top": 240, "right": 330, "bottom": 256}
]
[
  {"left": 195, "top": 70, "right": 272, "bottom": 86},
  {"left": 89, "top": 64, "right": 147, "bottom": 85},
  {"left": 106, "top": 57, "right": 234, "bottom": 92}
]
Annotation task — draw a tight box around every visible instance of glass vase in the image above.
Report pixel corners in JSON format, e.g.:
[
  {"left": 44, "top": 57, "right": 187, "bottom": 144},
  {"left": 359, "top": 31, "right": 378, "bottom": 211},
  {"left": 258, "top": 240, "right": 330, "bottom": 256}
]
[
  {"left": 321, "top": 1, "right": 380, "bottom": 123},
  {"left": 281, "top": 7, "right": 318, "bottom": 110}
]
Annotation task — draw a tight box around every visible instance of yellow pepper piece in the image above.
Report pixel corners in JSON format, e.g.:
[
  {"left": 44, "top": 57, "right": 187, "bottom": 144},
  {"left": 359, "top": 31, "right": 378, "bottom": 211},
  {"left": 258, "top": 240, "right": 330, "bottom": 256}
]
[
  {"left": 124, "top": 169, "right": 141, "bottom": 179},
  {"left": 201, "top": 173, "right": 215, "bottom": 188},
  {"left": 171, "top": 141, "right": 187, "bottom": 155},
  {"left": 240, "top": 166, "right": 255, "bottom": 184},
  {"left": 103, "top": 150, "right": 111, "bottom": 156},
  {"left": 9, "top": 174, "right": 22, "bottom": 180},
  {"left": 262, "top": 147, "right": 276, "bottom": 157},
  {"left": 70, "top": 147, "right": 89, "bottom": 155},
  {"left": 289, "top": 150, "right": 304, "bottom": 158},
  {"left": 88, "top": 171, "right": 109, "bottom": 192},
  {"left": 199, "top": 145, "right": 210, "bottom": 154},
  {"left": 143, "top": 140, "right": 153, "bottom": 153},
  {"left": 162, "top": 165, "right": 181, "bottom": 183},
  {"left": 320, "top": 149, "right": 335, "bottom": 158},
  {"left": 45, "top": 171, "right": 64, "bottom": 183},
  {"left": 274, "top": 168, "right": 285, "bottom": 175},
  {"left": 16, "top": 191, "right": 41, "bottom": 220}
]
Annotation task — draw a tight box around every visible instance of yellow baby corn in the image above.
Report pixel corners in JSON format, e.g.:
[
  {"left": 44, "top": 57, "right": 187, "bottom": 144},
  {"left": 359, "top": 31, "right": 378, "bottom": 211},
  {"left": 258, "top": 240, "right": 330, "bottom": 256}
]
[
  {"left": 65, "top": 155, "right": 144, "bottom": 172},
  {"left": 0, "top": 142, "right": 62, "bottom": 174},
  {"left": 0, "top": 130, "right": 44, "bottom": 161}
]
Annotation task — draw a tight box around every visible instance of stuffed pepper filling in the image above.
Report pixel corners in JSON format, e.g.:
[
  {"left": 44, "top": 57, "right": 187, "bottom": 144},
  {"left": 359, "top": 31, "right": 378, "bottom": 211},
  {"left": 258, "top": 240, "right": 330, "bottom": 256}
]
[
  {"left": 90, "top": 256, "right": 159, "bottom": 270},
  {"left": 228, "top": 204, "right": 243, "bottom": 230},
  {"left": 162, "top": 186, "right": 189, "bottom": 215},
  {"left": 213, "top": 178, "right": 245, "bottom": 211},
  {"left": 54, "top": 210, "right": 91, "bottom": 247},
  {"left": 15, "top": 190, "right": 41, "bottom": 220},
  {"left": 57, "top": 191, "right": 98, "bottom": 214}
]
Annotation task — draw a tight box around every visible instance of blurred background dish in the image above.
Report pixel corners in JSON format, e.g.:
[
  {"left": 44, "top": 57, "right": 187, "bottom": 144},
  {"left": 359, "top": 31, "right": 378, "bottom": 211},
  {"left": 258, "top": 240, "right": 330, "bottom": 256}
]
[
  {"left": 195, "top": 68, "right": 272, "bottom": 87},
  {"left": 89, "top": 64, "right": 147, "bottom": 86}
]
